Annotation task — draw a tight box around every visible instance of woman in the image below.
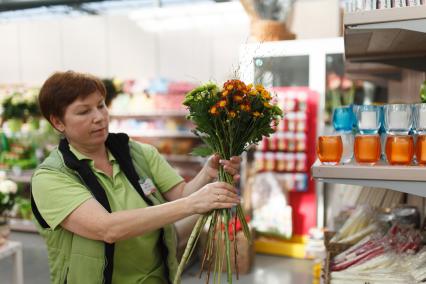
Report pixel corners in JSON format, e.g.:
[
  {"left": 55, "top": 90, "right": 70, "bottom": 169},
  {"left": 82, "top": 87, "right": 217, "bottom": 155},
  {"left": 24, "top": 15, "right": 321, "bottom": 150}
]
[{"left": 31, "top": 71, "right": 241, "bottom": 284}]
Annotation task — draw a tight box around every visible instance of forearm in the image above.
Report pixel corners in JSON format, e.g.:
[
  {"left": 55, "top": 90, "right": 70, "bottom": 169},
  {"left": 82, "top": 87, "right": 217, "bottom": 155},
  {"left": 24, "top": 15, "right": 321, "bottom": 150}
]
[
  {"left": 105, "top": 197, "right": 192, "bottom": 243},
  {"left": 181, "top": 165, "right": 213, "bottom": 197},
  {"left": 62, "top": 197, "right": 194, "bottom": 243}
]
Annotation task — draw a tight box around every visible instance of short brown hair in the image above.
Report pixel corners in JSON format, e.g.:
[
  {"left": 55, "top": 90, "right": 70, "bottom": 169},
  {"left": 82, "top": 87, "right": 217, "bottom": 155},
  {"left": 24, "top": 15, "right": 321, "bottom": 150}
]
[{"left": 38, "top": 71, "right": 106, "bottom": 123}]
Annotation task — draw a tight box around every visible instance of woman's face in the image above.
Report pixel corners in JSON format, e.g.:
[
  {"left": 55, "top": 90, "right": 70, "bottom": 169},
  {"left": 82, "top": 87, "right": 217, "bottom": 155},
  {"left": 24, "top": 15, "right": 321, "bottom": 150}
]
[{"left": 52, "top": 91, "right": 109, "bottom": 149}]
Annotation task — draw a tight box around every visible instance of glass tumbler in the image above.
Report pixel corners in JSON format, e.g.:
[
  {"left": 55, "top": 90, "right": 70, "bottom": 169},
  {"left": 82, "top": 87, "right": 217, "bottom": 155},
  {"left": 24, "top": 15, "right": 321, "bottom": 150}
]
[
  {"left": 340, "top": 132, "right": 354, "bottom": 164},
  {"left": 354, "top": 134, "right": 381, "bottom": 165},
  {"left": 316, "top": 135, "right": 343, "bottom": 165},
  {"left": 383, "top": 104, "right": 412, "bottom": 135},
  {"left": 416, "top": 135, "right": 426, "bottom": 165},
  {"left": 353, "top": 105, "right": 382, "bottom": 134},
  {"left": 385, "top": 135, "right": 414, "bottom": 165},
  {"left": 412, "top": 103, "right": 426, "bottom": 134},
  {"left": 332, "top": 106, "right": 354, "bottom": 132}
]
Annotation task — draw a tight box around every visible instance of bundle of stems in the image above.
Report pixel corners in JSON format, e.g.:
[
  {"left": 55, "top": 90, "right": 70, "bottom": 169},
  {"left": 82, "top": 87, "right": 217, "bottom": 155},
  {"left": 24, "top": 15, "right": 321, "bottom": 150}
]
[{"left": 174, "top": 80, "right": 283, "bottom": 284}]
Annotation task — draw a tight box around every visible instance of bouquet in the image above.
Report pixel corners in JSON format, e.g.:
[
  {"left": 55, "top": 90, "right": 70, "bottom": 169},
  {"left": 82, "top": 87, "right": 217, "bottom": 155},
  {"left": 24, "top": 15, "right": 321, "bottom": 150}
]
[{"left": 174, "top": 80, "right": 283, "bottom": 284}]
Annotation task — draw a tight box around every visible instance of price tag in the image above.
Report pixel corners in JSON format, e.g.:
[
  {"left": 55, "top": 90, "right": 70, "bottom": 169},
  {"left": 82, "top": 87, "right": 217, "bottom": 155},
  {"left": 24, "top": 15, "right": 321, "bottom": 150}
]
[{"left": 139, "top": 178, "right": 157, "bottom": 196}]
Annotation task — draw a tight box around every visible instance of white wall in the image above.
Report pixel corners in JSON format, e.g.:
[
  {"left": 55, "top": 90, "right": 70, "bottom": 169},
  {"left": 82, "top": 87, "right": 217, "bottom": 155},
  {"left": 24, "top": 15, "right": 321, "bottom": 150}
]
[
  {"left": 0, "top": 0, "right": 341, "bottom": 85},
  {"left": 0, "top": 13, "right": 250, "bottom": 85}
]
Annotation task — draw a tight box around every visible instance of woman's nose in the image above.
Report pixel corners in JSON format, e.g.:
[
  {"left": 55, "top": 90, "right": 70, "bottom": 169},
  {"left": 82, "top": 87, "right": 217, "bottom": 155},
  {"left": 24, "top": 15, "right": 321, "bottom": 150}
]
[{"left": 93, "top": 108, "right": 105, "bottom": 123}]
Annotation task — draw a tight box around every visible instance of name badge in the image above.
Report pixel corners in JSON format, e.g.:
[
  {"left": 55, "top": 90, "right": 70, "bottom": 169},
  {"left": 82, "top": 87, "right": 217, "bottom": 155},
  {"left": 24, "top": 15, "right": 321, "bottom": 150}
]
[{"left": 139, "top": 178, "right": 157, "bottom": 196}]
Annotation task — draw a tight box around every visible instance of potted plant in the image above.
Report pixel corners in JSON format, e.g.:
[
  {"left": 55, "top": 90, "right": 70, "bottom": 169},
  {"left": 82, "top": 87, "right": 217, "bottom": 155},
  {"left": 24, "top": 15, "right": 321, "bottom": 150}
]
[
  {"left": 0, "top": 174, "right": 18, "bottom": 246},
  {"left": 2, "top": 92, "right": 27, "bottom": 132}
]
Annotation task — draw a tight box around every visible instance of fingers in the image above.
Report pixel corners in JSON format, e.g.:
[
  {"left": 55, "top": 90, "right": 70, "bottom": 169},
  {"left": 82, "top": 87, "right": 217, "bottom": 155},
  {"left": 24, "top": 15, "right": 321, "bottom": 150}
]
[
  {"left": 212, "top": 182, "right": 238, "bottom": 194},
  {"left": 209, "top": 154, "right": 220, "bottom": 168},
  {"left": 220, "top": 156, "right": 241, "bottom": 176}
]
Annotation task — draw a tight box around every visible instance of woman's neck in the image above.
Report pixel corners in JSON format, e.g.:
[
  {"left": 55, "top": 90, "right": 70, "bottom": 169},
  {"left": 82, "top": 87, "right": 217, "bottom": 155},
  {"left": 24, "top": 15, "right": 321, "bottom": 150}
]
[{"left": 70, "top": 142, "right": 108, "bottom": 161}]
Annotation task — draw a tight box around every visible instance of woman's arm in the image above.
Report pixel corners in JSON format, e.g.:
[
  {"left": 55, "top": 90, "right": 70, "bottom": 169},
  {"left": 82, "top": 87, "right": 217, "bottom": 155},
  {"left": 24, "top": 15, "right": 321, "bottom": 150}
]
[
  {"left": 164, "top": 155, "right": 241, "bottom": 201},
  {"left": 61, "top": 181, "right": 239, "bottom": 243}
]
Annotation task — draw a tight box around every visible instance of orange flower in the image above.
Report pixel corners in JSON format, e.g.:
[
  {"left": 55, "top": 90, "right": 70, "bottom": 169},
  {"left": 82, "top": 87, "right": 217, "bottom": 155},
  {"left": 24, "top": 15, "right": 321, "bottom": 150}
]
[
  {"left": 228, "top": 111, "right": 236, "bottom": 118},
  {"left": 247, "top": 83, "right": 253, "bottom": 90},
  {"left": 233, "top": 95, "right": 243, "bottom": 103},
  {"left": 221, "top": 90, "right": 229, "bottom": 97},
  {"left": 255, "top": 84, "right": 265, "bottom": 92},
  {"left": 253, "top": 111, "right": 261, "bottom": 117},
  {"left": 209, "top": 106, "right": 219, "bottom": 116},
  {"left": 261, "top": 90, "right": 271, "bottom": 100},
  {"left": 226, "top": 85, "right": 234, "bottom": 91},
  {"left": 217, "top": 99, "right": 227, "bottom": 108},
  {"left": 249, "top": 89, "right": 258, "bottom": 96},
  {"left": 240, "top": 104, "right": 251, "bottom": 112},
  {"left": 264, "top": 102, "right": 272, "bottom": 108}
]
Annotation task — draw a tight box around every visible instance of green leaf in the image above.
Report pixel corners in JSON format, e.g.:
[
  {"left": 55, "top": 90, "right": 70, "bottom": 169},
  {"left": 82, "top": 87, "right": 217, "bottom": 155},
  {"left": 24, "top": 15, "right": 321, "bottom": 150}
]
[
  {"left": 420, "top": 81, "right": 426, "bottom": 103},
  {"left": 190, "top": 146, "right": 214, "bottom": 157}
]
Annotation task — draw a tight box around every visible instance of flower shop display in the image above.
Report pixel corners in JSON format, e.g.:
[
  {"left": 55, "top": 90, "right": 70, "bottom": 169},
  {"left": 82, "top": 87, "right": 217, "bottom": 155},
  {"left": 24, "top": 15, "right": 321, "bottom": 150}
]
[
  {"left": 1, "top": 88, "right": 41, "bottom": 132},
  {"left": 0, "top": 172, "right": 18, "bottom": 246},
  {"left": 174, "top": 80, "right": 283, "bottom": 284}
]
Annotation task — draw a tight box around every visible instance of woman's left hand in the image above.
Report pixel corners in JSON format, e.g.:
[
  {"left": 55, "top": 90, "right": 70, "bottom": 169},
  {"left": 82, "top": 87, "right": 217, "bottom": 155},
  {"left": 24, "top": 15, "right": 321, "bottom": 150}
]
[{"left": 205, "top": 154, "right": 241, "bottom": 182}]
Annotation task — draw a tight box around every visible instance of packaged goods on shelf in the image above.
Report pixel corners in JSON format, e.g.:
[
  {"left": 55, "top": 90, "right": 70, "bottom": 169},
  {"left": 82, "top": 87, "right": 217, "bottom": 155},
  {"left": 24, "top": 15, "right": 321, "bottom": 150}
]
[
  {"left": 326, "top": 225, "right": 424, "bottom": 283},
  {"left": 324, "top": 204, "right": 425, "bottom": 283},
  {"left": 250, "top": 172, "right": 293, "bottom": 238}
]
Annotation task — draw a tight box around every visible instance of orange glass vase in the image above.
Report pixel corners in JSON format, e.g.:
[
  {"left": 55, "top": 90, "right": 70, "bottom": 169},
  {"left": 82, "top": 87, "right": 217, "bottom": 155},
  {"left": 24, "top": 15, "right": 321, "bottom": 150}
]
[
  {"left": 385, "top": 135, "right": 414, "bottom": 165},
  {"left": 354, "top": 134, "right": 381, "bottom": 165},
  {"left": 416, "top": 135, "right": 426, "bottom": 165},
  {"left": 316, "top": 135, "right": 343, "bottom": 165}
]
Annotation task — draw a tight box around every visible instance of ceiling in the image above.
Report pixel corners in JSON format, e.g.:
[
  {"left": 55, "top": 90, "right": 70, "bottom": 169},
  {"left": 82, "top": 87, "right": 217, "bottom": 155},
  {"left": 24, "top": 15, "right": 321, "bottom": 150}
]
[{"left": 0, "top": 0, "right": 231, "bottom": 16}]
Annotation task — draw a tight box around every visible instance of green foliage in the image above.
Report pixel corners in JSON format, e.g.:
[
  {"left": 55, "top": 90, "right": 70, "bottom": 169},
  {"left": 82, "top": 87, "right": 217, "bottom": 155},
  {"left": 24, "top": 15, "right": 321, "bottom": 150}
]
[
  {"left": 420, "top": 81, "right": 426, "bottom": 103},
  {"left": 190, "top": 146, "right": 214, "bottom": 157}
]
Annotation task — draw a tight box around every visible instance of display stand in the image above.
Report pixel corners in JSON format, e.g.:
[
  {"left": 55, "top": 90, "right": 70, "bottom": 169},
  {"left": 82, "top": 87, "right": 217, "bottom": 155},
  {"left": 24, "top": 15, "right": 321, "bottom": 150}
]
[{"left": 0, "top": 241, "right": 24, "bottom": 284}]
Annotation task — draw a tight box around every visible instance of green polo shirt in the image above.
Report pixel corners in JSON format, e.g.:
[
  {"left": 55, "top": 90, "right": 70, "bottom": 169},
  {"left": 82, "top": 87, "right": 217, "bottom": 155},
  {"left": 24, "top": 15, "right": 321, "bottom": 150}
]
[{"left": 31, "top": 141, "right": 184, "bottom": 284}]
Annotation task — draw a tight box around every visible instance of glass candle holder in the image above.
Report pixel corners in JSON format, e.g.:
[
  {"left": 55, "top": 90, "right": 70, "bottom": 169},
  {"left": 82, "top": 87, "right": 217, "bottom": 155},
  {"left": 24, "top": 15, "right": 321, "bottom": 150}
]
[
  {"left": 385, "top": 135, "right": 414, "bottom": 165},
  {"left": 415, "top": 135, "right": 426, "bottom": 165},
  {"left": 354, "top": 134, "right": 381, "bottom": 165},
  {"left": 316, "top": 135, "right": 343, "bottom": 165},
  {"left": 353, "top": 105, "right": 382, "bottom": 134},
  {"left": 332, "top": 106, "right": 354, "bottom": 132},
  {"left": 340, "top": 132, "right": 354, "bottom": 164},
  {"left": 413, "top": 103, "right": 426, "bottom": 134},
  {"left": 383, "top": 104, "right": 412, "bottom": 135}
]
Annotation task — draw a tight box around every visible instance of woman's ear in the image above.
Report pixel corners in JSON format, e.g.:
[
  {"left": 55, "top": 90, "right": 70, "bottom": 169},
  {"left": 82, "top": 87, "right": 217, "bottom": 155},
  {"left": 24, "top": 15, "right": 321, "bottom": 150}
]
[{"left": 50, "top": 115, "right": 65, "bottom": 133}]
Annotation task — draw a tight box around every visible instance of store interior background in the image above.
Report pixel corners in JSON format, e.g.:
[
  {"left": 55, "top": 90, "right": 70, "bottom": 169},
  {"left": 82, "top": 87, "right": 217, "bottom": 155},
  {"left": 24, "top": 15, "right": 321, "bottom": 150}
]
[{"left": 1, "top": 0, "right": 426, "bottom": 283}]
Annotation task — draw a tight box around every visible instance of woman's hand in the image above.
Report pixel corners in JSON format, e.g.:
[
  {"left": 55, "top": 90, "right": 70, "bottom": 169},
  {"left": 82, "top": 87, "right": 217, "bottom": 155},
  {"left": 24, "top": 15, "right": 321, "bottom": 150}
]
[
  {"left": 186, "top": 182, "right": 240, "bottom": 214},
  {"left": 205, "top": 154, "right": 242, "bottom": 182}
]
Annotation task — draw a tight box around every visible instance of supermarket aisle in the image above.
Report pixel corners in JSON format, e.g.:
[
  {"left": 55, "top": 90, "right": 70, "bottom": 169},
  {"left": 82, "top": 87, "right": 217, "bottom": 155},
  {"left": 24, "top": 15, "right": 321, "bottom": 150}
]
[{"left": 0, "top": 232, "right": 313, "bottom": 284}]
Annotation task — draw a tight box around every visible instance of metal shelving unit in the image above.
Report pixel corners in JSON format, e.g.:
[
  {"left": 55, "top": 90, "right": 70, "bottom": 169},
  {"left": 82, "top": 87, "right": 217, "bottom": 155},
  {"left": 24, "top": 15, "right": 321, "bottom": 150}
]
[
  {"left": 109, "top": 110, "right": 188, "bottom": 119},
  {"left": 311, "top": 160, "right": 426, "bottom": 197},
  {"left": 344, "top": 6, "right": 426, "bottom": 71},
  {"left": 313, "top": 6, "right": 426, "bottom": 199}
]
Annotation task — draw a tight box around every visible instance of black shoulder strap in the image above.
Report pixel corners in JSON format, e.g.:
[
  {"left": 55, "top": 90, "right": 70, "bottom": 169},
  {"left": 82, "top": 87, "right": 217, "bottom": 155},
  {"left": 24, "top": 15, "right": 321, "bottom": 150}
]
[
  {"left": 58, "top": 138, "right": 115, "bottom": 284},
  {"left": 105, "top": 133, "right": 153, "bottom": 206},
  {"left": 31, "top": 193, "right": 49, "bottom": 228},
  {"left": 105, "top": 133, "right": 170, "bottom": 282}
]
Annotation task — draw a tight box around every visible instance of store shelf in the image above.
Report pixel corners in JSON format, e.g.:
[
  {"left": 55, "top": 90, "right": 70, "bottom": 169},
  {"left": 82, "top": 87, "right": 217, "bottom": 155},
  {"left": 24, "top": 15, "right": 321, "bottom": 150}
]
[
  {"left": 9, "top": 218, "right": 37, "bottom": 233},
  {"left": 6, "top": 170, "right": 33, "bottom": 183},
  {"left": 311, "top": 160, "right": 426, "bottom": 197},
  {"left": 110, "top": 110, "right": 188, "bottom": 119},
  {"left": 163, "top": 154, "right": 204, "bottom": 163},
  {"left": 255, "top": 235, "right": 309, "bottom": 259},
  {"left": 344, "top": 6, "right": 426, "bottom": 71},
  {"left": 125, "top": 130, "right": 196, "bottom": 138}
]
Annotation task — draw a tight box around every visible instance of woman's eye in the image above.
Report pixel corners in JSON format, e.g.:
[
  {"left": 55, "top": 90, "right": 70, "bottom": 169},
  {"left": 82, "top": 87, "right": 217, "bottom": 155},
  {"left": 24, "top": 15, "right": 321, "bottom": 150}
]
[
  {"left": 98, "top": 103, "right": 105, "bottom": 109},
  {"left": 78, "top": 110, "right": 89, "bottom": 115}
]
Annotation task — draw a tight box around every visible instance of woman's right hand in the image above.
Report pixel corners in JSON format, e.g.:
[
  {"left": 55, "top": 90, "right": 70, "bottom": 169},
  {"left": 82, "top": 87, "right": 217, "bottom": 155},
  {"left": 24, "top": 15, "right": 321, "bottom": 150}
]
[{"left": 186, "top": 182, "right": 240, "bottom": 214}]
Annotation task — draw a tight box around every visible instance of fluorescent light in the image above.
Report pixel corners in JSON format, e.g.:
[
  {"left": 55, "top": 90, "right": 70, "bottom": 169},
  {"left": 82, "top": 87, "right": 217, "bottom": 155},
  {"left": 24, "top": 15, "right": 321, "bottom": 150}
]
[{"left": 129, "top": 1, "right": 248, "bottom": 32}]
